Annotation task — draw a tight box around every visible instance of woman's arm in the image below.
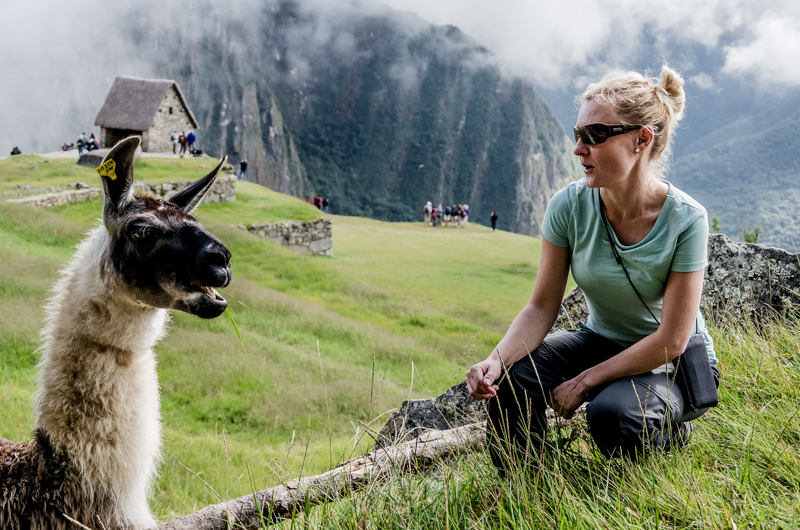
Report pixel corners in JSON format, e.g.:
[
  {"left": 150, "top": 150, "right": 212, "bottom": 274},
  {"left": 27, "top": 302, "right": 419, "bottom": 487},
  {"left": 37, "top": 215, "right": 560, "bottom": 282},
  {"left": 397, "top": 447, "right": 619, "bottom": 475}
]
[
  {"left": 551, "top": 268, "right": 705, "bottom": 417},
  {"left": 466, "top": 238, "right": 571, "bottom": 400}
]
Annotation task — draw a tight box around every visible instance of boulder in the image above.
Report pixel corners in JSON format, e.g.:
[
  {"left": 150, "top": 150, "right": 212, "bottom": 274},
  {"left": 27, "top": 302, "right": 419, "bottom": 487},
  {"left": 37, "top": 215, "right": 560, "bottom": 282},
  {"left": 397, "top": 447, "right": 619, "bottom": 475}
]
[
  {"left": 704, "top": 234, "right": 800, "bottom": 323},
  {"left": 375, "top": 381, "right": 484, "bottom": 448}
]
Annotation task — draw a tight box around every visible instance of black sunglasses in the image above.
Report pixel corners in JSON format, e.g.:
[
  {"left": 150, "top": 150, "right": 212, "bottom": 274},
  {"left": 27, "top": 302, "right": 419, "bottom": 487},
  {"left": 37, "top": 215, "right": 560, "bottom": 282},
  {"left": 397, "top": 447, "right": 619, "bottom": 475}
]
[{"left": 573, "top": 123, "right": 654, "bottom": 145}]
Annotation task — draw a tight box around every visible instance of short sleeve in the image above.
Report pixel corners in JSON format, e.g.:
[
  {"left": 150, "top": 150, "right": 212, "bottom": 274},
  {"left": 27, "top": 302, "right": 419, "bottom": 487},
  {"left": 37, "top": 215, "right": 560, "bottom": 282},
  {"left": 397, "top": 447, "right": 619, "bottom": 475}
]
[
  {"left": 540, "top": 185, "right": 572, "bottom": 248},
  {"left": 671, "top": 213, "right": 709, "bottom": 272}
]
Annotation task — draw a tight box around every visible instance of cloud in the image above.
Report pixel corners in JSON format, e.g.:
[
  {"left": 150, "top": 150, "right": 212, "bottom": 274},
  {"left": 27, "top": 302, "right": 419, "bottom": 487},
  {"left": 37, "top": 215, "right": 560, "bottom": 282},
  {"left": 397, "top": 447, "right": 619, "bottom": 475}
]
[
  {"left": 5, "top": 0, "right": 800, "bottom": 155},
  {"left": 375, "top": 0, "right": 795, "bottom": 88},
  {"left": 689, "top": 72, "right": 717, "bottom": 91},
  {"left": 722, "top": 11, "right": 800, "bottom": 86}
]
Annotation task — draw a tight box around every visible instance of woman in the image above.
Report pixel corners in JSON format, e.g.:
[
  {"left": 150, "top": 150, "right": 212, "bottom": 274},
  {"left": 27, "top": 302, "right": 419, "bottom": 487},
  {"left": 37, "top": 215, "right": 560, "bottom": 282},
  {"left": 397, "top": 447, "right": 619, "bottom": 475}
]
[{"left": 466, "top": 66, "right": 718, "bottom": 466}]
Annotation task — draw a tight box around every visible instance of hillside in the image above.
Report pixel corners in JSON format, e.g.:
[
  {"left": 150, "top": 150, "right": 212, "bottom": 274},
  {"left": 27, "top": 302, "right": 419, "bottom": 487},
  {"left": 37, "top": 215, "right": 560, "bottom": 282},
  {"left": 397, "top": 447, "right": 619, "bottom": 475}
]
[
  {"left": 127, "top": 0, "right": 581, "bottom": 237},
  {"left": 0, "top": 155, "right": 551, "bottom": 519},
  {"left": 2, "top": 156, "right": 800, "bottom": 528},
  {"left": 669, "top": 92, "right": 800, "bottom": 251}
]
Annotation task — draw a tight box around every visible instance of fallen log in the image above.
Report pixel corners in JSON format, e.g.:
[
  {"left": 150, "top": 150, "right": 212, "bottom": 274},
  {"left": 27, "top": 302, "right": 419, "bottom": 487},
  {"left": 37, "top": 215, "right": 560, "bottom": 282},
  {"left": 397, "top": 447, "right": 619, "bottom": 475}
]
[{"left": 158, "top": 423, "right": 485, "bottom": 530}]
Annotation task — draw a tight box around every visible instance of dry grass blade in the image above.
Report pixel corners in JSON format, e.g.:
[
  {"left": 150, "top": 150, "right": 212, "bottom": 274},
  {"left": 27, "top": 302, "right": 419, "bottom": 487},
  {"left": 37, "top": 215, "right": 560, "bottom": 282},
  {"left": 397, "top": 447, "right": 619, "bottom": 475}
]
[{"left": 179, "top": 462, "right": 224, "bottom": 503}]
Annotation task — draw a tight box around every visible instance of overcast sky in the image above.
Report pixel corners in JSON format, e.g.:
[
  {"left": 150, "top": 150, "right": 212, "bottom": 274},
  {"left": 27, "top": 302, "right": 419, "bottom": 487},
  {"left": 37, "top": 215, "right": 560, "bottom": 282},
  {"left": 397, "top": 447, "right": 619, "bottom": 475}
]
[
  {"left": 1, "top": 0, "right": 798, "bottom": 153},
  {"left": 380, "top": 0, "right": 800, "bottom": 91}
]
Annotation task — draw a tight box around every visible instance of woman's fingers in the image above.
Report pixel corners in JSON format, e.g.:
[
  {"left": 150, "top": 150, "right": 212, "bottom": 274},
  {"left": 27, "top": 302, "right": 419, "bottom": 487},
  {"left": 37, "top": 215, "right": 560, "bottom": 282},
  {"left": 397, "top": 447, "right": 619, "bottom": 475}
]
[{"left": 467, "top": 363, "right": 498, "bottom": 400}]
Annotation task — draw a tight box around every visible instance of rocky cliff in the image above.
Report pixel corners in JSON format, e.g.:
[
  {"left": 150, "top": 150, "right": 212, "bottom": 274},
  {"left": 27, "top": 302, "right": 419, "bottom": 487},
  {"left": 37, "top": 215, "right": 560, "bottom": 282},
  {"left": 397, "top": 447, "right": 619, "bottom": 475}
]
[{"left": 136, "top": 0, "right": 578, "bottom": 235}]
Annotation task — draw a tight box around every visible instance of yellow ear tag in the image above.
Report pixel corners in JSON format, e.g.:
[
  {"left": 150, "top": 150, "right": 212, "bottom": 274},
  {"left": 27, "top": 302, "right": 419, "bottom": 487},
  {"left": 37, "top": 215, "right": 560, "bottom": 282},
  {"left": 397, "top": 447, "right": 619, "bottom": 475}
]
[{"left": 96, "top": 159, "right": 117, "bottom": 180}]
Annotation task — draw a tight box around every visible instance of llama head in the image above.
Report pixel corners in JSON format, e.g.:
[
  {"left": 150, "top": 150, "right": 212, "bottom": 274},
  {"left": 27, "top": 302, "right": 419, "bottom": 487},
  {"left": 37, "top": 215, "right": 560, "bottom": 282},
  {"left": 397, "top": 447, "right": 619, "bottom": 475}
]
[{"left": 96, "top": 136, "right": 232, "bottom": 318}]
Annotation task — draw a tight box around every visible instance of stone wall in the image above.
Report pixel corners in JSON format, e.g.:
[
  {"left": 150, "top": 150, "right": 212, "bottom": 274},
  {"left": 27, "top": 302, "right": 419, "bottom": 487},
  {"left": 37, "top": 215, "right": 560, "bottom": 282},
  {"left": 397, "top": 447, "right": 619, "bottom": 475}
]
[
  {"left": 134, "top": 175, "right": 236, "bottom": 203},
  {"left": 7, "top": 188, "right": 103, "bottom": 208},
  {"left": 240, "top": 218, "right": 333, "bottom": 256},
  {"left": 6, "top": 175, "right": 236, "bottom": 208},
  {"left": 147, "top": 85, "right": 196, "bottom": 153}
]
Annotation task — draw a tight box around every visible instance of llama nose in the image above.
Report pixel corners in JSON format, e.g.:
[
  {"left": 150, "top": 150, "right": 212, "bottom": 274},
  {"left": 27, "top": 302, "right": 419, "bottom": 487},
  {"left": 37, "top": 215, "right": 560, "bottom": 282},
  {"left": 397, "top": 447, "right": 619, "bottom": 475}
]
[{"left": 197, "top": 244, "right": 232, "bottom": 286}]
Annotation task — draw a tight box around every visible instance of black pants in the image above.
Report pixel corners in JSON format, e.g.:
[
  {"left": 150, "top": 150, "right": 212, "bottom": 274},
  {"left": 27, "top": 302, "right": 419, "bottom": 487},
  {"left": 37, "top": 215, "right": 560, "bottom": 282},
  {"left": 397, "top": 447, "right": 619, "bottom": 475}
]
[{"left": 487, "top": 326, "right": 704, "bottom": 467}]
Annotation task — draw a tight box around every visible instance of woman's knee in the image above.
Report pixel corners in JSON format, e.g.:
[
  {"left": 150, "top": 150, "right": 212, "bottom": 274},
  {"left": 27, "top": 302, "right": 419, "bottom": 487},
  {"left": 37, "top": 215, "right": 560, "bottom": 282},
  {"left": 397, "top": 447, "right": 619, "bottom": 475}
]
[{"left": 586, "top": 382, "right": 666, "bottom": 457}]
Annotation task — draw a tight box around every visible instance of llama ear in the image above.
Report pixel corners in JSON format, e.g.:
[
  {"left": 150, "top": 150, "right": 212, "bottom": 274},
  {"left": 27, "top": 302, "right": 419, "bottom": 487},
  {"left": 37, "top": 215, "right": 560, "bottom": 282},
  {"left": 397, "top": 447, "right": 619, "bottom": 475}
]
[
  {"left": 169, "top": 155, "right": 228, "bottom": 214},
  {"left": 97, "top": 136, "right": 140, "bottom": 214}
]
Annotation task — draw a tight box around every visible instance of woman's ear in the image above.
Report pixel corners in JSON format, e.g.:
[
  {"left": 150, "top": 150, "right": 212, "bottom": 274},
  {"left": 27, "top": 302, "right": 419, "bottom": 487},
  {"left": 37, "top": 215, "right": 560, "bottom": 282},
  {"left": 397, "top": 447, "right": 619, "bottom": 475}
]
[{"left": 639, "top": 126, "right": 656, "bottom": 149}]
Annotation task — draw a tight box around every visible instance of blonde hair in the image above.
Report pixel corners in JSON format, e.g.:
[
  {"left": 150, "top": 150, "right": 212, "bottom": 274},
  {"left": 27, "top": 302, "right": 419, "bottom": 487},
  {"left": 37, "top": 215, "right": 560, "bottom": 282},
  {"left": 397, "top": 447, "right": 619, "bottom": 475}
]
[{"left": 580, "top": 65, "right": 685, "bottom": 176}]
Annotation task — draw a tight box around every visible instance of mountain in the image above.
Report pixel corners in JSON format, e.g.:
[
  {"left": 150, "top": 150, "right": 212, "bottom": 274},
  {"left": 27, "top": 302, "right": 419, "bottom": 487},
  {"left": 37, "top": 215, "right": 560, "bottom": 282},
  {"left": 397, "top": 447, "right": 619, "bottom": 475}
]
[{"left": 135, "top": 0, "right": 579, "bottom": 235}]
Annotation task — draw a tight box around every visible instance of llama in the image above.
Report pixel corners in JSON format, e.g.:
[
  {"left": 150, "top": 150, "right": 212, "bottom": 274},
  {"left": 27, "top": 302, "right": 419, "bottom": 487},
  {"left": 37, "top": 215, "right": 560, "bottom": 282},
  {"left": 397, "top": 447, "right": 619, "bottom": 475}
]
[{"left": 0, "top": 136, "right": 232, "bottom": 529}]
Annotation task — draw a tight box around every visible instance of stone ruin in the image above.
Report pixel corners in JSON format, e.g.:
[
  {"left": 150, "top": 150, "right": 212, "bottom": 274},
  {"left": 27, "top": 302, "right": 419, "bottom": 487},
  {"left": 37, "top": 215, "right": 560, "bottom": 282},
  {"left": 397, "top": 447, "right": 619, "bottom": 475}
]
[
  {"left": 377, "top": 234, "right": 800, "bottom": 447},
  {"left": 6, "top": 175, "right": 237, "bottom": 208},
  {"left": 238, "top": 219, "right": 334, "bottom": 256}
]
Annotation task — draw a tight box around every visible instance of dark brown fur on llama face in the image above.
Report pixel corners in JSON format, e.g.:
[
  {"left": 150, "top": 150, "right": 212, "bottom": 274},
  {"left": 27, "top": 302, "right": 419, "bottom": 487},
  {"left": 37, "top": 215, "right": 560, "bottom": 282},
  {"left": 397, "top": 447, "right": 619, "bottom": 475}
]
[{"left": 100, "top": 136, "right": 231, "bottom": 318}]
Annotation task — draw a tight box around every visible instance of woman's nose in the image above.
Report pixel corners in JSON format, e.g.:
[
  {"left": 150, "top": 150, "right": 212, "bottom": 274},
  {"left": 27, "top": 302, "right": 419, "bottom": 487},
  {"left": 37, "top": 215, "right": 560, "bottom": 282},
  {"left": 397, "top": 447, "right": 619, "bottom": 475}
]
[{"left": 573, "top": 138, "right": 588, "bottom": 156}]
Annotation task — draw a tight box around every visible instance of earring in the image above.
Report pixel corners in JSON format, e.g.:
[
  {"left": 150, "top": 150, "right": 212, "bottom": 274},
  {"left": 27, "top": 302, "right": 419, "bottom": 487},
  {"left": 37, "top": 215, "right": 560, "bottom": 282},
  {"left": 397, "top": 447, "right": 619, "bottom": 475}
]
[{"left": 635, "top": 147, "right": 641, "bottom": 153}]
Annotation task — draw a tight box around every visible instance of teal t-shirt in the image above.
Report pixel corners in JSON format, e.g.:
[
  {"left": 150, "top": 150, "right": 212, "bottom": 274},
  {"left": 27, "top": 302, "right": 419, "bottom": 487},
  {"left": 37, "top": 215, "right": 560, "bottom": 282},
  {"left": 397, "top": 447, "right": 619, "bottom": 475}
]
[{"left": 541, "top": 179, "right": 717, "bottom": 364}]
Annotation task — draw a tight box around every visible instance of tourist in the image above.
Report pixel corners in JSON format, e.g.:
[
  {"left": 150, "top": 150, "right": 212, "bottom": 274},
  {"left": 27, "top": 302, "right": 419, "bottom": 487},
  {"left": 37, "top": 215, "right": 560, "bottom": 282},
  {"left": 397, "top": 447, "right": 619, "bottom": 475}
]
[
  {"left": 490, "top": 211, "right": 498, "bottom": 231},
  {"left": 314, "top": 195, "right": 322, "bottom": 209},
  {"left": 86, "top": 133, "right": 99, "bottom": 151},
  {"left": 467, "top": 66, "right": 718, "bottom": 470},
  {"left": 443, "top": 204, "right": 452, "bottom": 227},
  {"left": 179, "top": 132, "right": 187, "bottom": 157},
  {"left": 238, "top": 159, "right": 248, "bottom": 181},
  {"left": 171, "top": 131, "right": 179, "bottom": 154},
  {"left": 436, "top": 204, "right": 443, "bottom": 226},
  {"left": 322, "top": 197, "right": 329, "bottom": 213},
  {"left": 186, "top": 130, "right": 196, "bottom": 153},
  {"left": 423, "top": 201, "right": 432, "bottom": 225},
  {"left": 77, "top": 132, "right": 87, "bottom": 156},
  {"left": 10, "top": 146, "right": 21, "bottom": 156},
  {"left": 463, "top": 204, "right": 469, "bottom": 226}
]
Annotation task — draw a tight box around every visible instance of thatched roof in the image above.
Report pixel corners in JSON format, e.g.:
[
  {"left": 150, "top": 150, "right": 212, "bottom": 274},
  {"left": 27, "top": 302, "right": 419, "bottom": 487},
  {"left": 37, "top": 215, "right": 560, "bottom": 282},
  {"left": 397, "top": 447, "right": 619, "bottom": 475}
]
[{"left": 94, "top": 76, "right": 198, "bottom": 130}]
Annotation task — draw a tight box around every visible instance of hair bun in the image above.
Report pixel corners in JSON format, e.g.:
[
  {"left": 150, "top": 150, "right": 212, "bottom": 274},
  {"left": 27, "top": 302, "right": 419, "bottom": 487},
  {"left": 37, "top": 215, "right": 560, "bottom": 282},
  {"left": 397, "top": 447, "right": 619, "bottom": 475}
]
[
  {"left": 658, "top": 65, "right": 685, "bottom": 120},
  {"left": 659, "top": 66, "right": 684, "bottom": 98}
]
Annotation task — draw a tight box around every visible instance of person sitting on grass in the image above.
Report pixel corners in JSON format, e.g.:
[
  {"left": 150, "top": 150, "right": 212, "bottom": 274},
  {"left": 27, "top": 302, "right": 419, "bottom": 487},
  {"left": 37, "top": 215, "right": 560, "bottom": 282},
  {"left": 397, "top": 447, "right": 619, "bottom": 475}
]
[{"left": 466, "top": 65, "right": 719, "bottom": 470}]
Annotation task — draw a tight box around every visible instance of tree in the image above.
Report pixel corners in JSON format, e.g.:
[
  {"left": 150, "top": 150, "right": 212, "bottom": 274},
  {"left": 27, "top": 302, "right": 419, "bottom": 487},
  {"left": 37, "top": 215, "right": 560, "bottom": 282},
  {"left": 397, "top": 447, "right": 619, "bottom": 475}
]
[
  {"left": 744, "top": 227, "right": 762, "bottom": 244},
  {"left": 710, "top": 215, "right": 722, "bottom": 233}
]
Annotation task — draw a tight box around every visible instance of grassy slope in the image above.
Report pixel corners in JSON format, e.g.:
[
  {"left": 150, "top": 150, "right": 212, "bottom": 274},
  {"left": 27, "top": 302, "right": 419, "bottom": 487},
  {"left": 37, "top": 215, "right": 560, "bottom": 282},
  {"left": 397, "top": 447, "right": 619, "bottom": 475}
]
[
  {"left": 0, "top": 156, "right": 546, "bottom": 519},
  {"left": 4, "top": 156, "right": 797, "bottom": 527},
  {"left": 296, "top": 318, "right": 800, "bottom": 529}
]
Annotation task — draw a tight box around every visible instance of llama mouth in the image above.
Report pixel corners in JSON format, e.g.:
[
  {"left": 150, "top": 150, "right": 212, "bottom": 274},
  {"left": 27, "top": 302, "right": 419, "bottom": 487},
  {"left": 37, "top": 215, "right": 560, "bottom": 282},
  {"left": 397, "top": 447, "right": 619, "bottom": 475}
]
[{"left": 199, "top": 285, "right": 226, "bottom": 302}]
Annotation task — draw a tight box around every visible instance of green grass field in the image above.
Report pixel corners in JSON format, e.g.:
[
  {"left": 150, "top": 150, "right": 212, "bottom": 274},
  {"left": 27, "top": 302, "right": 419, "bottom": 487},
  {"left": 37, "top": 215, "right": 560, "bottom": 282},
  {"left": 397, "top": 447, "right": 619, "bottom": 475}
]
[
  {"left": 2, "top": 155, "right": 799, "bottom": 527},
  {"left": 0, "top": 155, "right": 549, "bottom": 520}
]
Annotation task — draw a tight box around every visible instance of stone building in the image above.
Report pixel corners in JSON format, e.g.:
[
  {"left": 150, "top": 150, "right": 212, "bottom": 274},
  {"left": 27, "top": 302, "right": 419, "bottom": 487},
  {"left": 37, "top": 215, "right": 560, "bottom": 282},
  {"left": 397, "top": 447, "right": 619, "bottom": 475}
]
[{"left": 94, "top": 76, "right": 198, "bottom": 153}]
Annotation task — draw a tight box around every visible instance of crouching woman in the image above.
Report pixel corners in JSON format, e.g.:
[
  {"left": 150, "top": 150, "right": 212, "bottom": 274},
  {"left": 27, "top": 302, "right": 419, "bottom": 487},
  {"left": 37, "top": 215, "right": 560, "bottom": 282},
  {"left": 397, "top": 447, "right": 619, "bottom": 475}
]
[{"left": 466, "top": 66, "right": 719, "bottom": 467}]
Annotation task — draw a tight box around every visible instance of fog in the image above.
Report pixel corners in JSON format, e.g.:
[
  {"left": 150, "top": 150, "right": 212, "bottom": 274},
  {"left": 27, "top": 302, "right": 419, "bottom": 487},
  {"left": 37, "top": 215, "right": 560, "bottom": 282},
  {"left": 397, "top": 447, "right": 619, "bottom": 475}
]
[{"left": 2, "top": 0, "right": 798, "bottom": 154}]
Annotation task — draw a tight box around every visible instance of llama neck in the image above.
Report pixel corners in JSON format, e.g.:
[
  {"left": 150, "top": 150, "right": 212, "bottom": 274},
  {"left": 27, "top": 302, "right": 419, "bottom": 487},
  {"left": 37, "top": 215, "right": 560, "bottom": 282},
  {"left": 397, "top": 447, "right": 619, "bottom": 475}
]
[{"left": 34, "top": 227, "right": 166, "bottom": 527}]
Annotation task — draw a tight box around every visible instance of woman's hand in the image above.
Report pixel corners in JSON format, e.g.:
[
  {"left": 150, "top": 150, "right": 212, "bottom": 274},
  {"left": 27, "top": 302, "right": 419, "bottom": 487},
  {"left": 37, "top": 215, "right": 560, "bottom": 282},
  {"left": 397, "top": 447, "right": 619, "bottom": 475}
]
[
  {"left": 466, "top": 356, "right": 503, "bottom": 400},
  {"left": 551, "top": 375, "right": 589, "bottom": 418}
]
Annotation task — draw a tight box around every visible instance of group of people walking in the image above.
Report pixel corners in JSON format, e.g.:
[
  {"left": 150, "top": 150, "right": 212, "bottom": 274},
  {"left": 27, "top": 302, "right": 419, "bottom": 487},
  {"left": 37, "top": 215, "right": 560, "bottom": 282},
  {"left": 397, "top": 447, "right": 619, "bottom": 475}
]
[
  {"left": 423, "top": 201, "right": 469, "bottom": 227},
  {"left": 307, "top": 195, "right": 330, "bottom": 213},
  {"left": 171, "top": 131, "right": 199, "bottom": 157}
]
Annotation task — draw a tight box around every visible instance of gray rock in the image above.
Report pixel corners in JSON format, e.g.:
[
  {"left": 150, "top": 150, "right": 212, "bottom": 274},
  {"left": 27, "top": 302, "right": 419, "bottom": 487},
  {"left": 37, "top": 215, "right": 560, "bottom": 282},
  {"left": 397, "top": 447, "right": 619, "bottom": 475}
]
[
  {"left": 77, "top": 150, "right": 107, "bottom": 168},
  {"left": 375, "top": 381, "right": 485, "bottom": 448},
  {"left": 704, "top": 234, "right": 800, "bottom": 322}
]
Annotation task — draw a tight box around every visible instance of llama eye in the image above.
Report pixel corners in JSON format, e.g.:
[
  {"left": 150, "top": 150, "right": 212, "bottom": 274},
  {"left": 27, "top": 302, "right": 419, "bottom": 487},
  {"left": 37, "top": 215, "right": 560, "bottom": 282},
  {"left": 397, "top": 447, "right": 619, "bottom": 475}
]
[{"left": 131, "top": 226, "right": 161, "bottom": 243}]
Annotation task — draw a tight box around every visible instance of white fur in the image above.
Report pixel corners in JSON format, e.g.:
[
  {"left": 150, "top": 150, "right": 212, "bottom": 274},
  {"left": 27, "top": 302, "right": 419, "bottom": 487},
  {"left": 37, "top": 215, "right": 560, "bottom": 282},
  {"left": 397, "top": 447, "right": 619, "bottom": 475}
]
[{"left": 34, "top": 226, "right": 168, "bottom": 529}]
